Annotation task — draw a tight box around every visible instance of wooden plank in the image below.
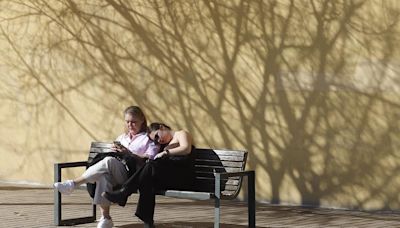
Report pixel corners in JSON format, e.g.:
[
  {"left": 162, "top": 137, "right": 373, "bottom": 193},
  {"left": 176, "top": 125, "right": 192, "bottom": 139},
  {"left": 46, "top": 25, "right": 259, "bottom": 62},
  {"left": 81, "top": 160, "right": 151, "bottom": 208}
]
[
  {"left": 223, "top": 185, "right": 240, "bottom": 191},
  {"left": 195, "top": 178, "right": 240, "bottom": 186},
  {"left": 194, "top": 178, "right": 242, "bottom": 192},
  {"left": 91, "top": 142, "right": 113, "bottom": 148},
  {"left": 195, "top": 160, "right": 244, "bottom": 168},
  {"left": 161, "top": 190, "right": 212, "bottom": 200},
  {"left": 90, "top": 148, "right": 114, "bottom": 153},
  {"left": 193, "top": 183, "right": 239, "bottom": 191},
  {"left": 195, "top": 170, "right": 242, "bottom": 176},
  {"left": 194, "top": 153, "right": 245, "bottom": 161},
  {"left": 195, "top": 166, "right": 243, "bottom": 173},
  {"left": 195, "top": 179, "right": 240, "bottom": 188},
  {"left": 194, "top": 148, "right": 246, "bottom": 156},
  {"left": 196, "top": 156, "right": 245, "bottom": 162},
  {"left": 221, "top": 190, "right": 237, "bottom": 196},
  {"left": 195, "top": 175, "right": 240, "bottom": 182},
  {"left": 195, "top": 169, "right": 228, "bottom": 175},
  {"left": 214, "top": 150, "right": 247, "bottom": 156}
]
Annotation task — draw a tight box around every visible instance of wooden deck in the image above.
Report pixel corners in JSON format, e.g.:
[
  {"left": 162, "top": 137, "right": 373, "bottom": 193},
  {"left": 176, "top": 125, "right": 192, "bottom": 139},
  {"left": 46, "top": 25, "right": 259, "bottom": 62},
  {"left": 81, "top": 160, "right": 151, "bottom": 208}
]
[{"left": 1, "top": 185, "right": 400, "bottom": 227}]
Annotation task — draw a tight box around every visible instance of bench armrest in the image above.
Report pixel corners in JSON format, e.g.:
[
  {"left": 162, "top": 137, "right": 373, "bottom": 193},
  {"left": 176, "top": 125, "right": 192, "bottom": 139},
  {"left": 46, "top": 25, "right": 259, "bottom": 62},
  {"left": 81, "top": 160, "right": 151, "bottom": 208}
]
[
  {"left": 54, "top": 161, "right": 95, "bottom": 226},
  {"left": 213, "top": 170, "right": 256, "bottom": 227},
  {"left": 55, "top": 161, "right": 87, "bottom": 169},
  {"left": 213, "top": 170, "right": 255, "bottom": 198}
]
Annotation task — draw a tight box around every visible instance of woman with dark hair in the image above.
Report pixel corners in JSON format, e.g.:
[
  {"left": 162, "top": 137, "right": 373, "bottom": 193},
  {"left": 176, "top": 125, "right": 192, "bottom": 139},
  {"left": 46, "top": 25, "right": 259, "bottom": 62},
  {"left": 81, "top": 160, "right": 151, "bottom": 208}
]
[
  {"left": 102, "top": 122, "right": 196, "bottom": 228},
  {"left": 54, "top": 106, "right": 159, "bottom": 228}
]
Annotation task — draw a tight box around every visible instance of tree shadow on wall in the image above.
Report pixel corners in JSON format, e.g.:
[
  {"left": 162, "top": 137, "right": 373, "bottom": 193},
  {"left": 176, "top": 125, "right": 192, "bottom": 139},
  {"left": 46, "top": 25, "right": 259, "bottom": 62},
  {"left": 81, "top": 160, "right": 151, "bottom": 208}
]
[{"left": 1, "top": 0, "right": 400, "bottom": 209}]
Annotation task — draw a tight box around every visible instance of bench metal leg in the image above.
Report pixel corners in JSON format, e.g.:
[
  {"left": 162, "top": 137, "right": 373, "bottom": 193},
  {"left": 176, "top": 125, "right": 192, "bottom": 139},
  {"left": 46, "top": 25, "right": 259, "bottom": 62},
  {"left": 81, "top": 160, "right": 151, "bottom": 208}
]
[
  {"left": 54, "top": 162, "right": 96, "bottom": 226},
  {"left": 248, "top": 171, "right": 256, "bottom": 228},
  {"left": 214, "top": 171, "right": 256, "bottom": 227},
  {"left": 54, "top": 164, "right": 61, "bottom": 225},
  {"left": 214, "top": 173, "right": 221, "bottom": 228}
]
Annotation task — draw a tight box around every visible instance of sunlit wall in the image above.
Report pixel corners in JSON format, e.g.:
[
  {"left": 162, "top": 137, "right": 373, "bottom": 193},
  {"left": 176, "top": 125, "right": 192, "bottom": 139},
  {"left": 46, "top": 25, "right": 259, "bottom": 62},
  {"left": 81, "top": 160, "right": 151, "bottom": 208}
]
[{"left": 0, "top": 0, "right": 400, "bottom": 210}]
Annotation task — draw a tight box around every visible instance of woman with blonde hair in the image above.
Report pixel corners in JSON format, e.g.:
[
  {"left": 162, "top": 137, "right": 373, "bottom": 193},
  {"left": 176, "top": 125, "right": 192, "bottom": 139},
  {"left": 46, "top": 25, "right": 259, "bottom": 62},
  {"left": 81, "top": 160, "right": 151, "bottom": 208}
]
[{"left": 54, "top": 106, "right": 159, "bottom": 228}]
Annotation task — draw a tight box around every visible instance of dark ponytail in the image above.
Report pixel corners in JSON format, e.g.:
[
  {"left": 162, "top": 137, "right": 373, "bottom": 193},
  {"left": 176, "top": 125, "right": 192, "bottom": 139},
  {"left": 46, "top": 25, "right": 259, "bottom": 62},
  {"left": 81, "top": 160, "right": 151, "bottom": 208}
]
[{"left": 148, "top": 122, "right": 171, "bottom": 132}]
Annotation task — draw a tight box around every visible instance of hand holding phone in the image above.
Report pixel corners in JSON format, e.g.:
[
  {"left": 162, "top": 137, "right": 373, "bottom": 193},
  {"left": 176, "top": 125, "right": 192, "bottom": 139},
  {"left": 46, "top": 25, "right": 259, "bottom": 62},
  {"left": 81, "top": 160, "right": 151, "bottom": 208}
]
[{"left": 113, "top": 141, "right": 122, "bottom": 148}]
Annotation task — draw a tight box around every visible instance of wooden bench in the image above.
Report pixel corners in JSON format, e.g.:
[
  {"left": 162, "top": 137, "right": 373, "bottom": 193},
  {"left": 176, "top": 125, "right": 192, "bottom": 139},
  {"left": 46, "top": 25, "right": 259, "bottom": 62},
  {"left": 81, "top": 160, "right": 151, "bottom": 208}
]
[{"left": 54, "top": 142, "right": 256, "bottom": 227}]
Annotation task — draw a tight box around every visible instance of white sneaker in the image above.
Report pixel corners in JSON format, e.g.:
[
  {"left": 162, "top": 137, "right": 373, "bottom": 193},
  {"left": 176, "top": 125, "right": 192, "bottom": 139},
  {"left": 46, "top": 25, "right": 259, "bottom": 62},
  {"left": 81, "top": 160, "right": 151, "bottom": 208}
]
[
  {"left": 53, "top": 180, "right": 75, "bottom": 195},
  {"left": 97, "top": 216, "right": 113, "bottom": 228}
]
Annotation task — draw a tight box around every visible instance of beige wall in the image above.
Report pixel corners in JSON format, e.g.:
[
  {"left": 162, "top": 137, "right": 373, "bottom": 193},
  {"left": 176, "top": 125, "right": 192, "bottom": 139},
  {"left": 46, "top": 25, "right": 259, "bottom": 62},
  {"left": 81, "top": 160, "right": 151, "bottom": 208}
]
[{"left": 1, "top": 0, "right": 400, "bottom": 210}]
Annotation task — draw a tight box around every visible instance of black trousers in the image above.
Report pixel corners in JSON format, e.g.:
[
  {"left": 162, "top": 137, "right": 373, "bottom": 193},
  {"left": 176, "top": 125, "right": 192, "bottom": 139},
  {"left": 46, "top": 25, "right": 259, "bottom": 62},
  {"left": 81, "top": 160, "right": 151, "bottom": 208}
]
[{"left": 122, "top": 156, "right": 195, "bottom": 224}]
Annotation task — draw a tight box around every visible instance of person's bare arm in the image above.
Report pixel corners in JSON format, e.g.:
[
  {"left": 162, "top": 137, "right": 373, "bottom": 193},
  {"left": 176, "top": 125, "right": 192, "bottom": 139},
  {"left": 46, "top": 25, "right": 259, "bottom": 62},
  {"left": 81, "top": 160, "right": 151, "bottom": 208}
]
[{"left": 155, "top": 131, "right": 192, "bottom": 159}]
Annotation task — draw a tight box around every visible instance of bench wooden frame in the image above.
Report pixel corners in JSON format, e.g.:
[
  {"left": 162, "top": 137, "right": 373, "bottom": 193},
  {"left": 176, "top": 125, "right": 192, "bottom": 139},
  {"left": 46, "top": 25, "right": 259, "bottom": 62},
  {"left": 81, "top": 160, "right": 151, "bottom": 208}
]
[{"left": 54, "top": 142, "right": 256, "bottom": 227}]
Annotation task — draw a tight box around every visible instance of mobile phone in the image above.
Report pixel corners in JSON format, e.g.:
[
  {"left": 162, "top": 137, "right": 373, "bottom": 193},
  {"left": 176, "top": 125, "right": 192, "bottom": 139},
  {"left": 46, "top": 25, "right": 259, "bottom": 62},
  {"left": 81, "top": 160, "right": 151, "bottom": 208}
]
[{"left": 113, "top": 141, "right": 122, "bottom": 147}]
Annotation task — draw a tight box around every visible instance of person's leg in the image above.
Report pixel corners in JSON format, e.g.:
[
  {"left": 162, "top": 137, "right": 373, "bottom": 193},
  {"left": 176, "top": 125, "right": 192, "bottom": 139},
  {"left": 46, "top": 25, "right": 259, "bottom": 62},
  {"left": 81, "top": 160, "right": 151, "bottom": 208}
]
[
  {"left": 135, "top": 185, "right": 155, "bottom": 226},
  {"left": 90, "top": 157, "right": 127, "bottom": 227},
  {"left": 101, "top": 162, "right": 147, "bottom": 204},
  {"left": 72, "top": 176, "right": 87, "bottom": 186},
  {"left": 103, "top": 161, "right": 156, "bottom": 224},
  {"left": 100, "top": 205, "right": 111, "bottom": 219},
  {"left": 134, "top": 158, "right": 195, "bottom": 226},
  {"left": 81, "top": 157, "right": 124, "bottom": 183},
  {"left": 134, "top": 158, "right": 192, "bottom": 226},
  {"left": 97, "top": 204, "right": 114, "bottom": 228},
  {"left": 134, "top": 162, "right": 157, "bottom": 225},
  {"left": 90, "top": 157, "right": 128, "bottom": 203},
  {"left": 54, "top": 157, "right": 120, "bottom": 194},
  {"left": 136, "top": 158, "right": 194, "bottom": 227}
]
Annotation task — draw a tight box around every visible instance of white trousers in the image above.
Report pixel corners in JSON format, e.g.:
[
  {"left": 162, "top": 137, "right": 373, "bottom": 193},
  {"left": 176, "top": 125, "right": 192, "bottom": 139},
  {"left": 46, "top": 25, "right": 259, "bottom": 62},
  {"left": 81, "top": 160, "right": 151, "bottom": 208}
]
[{"left": 82, "top": 156, "right": 128, "bottom": 205}]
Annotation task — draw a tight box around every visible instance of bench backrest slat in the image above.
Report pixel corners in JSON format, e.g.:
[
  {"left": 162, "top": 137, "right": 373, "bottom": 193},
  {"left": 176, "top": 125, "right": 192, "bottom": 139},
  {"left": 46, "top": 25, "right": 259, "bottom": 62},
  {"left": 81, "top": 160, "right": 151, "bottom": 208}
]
[
  {"left": 87, "top": 142, "right": 114, "bottom": 165},
  {"left": 193, "top": 148, "right": 247, "bottom": 199},
  {"left": 196, "top": 160, "right": 244, "bottom": 168},
  {"left": 90, "top": 148, "right": 114, "bottom": 153},
  {"left": 91, "top": 142, "right": 113, "bottom": 148}
]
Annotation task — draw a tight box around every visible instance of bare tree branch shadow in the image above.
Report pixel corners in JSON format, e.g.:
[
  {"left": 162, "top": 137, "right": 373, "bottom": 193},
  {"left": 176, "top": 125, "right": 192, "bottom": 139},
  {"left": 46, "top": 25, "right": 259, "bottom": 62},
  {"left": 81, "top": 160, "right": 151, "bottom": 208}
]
[{"left": 0, "top": 0, "right": 400, "bottom": 211}]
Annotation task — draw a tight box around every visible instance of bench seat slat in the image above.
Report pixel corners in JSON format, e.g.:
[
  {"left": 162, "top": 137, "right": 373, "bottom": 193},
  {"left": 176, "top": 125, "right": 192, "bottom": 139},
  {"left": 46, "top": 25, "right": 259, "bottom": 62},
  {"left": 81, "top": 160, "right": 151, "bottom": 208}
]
[
  {"left": 159, "top": 190, "right": 212, "bottom": 200},
  {"left": 158, "top": 189, "right": 239, "bottom": 200},
  {"left": 221, "top": 190, "right": 238, "bottom": 198}
]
